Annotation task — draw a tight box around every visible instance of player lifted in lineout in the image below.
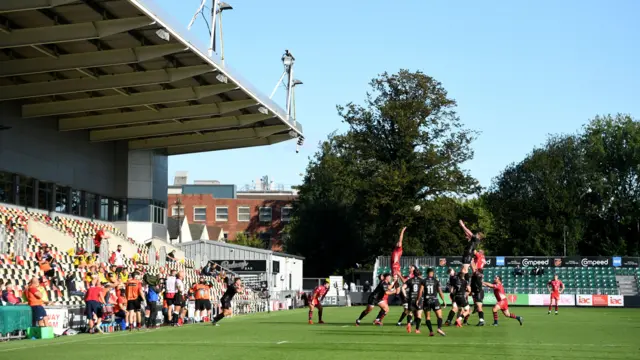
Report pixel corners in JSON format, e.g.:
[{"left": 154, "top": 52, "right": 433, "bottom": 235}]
[
  {"left": 458, "top": 220, "right": 484, "bottom": 277},
  {"left": 212, "top": 278, "right": 243, "bottom": 326},
  {"left": 308, "top": 280, "right": 330, "bottom": 324},
  {"left": 483, "top": 276, "right": 523, "bottom": 326},
  {"left": 355, "top": 273, "right": 396, "bottom": 326},
  {"left": 391, "top": 227, "right": 408, "bottom": 278},
  {"left": 547, "top": 274, "right": 565, "bottom": 315},
  {"left": 417, "top": 268, "right": 447, "bottom": 336}
]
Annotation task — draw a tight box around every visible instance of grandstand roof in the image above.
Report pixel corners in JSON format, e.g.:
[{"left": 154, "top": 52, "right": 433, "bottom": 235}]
[{"left": 0, "top": 0, "right": 303, "bottom": 155}]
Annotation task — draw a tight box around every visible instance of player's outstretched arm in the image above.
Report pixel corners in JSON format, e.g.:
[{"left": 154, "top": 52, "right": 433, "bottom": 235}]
[
  {"left": 482, "top": 282, "right": 495, "bottom": 289},
  {"left": 459, "top": 220, "right": 473, "bottom": 240},
  {"left": 396, "top": 227, "right": 407, "bottom": 248}
]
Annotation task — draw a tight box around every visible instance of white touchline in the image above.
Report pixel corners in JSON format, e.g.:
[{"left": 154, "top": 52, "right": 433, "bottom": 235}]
[{"left": 276, "top": 341, "right": 289, "bottom": 345}]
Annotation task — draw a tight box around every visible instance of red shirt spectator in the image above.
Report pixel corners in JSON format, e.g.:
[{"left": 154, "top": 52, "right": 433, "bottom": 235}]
[
  {"left": 85, "top": 284, "right": 104, "bottom": 302},
  {"left": 94, "top": 230, "right": 108, "bottom": 253}
]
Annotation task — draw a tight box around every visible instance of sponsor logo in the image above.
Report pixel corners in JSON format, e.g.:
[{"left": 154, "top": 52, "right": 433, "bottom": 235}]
[
  {"left": 565, "top": 260, "right": 579, "bottom": 266},
  {"left": 496, "top": 257, "right": 505, "bottom": 266},
  {"left": 623, "top": 260, "right": 639, "bottom": 267},
  {"left": 581, "top": 258, "right": 608, "bottom": 267},
  {"left": 554, "top": 258, "right": 562, "bottom": 267},
  {"left": 439, "top": 258, "right": 447, "bottom": 267},
  {"left": 577, "top": 295, "right": 592, "bottom": 306},
  {"left": 522, "top": 258, "right": 550, "bottom": 267},
  {"left": 612, "top": 257, "right": 621, "bottom": 267},
  {"left": 507, "top": 294, "right": 517, "bottom": 303},
  {"left": 485, "top": 259, "right": 492, "bottom": 266},
  {"left": 608, "top": 295, "right": 624, "bottom": 307},
  {"left": 592, "top": 294, "right": 608, "bottom": 306}
]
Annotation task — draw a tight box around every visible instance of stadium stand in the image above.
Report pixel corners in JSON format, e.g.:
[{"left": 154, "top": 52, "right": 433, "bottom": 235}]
[
  {"left": 0, "top": 205, "right": 263, "bottom": 327},
  {"left": 376, "top": 265, "right": 627, "bottom": 295}
]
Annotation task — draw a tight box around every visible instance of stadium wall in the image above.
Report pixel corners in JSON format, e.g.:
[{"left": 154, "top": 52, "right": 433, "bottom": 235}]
[{"left": 0, "top": 102, "right": 127, "bottom": 198}]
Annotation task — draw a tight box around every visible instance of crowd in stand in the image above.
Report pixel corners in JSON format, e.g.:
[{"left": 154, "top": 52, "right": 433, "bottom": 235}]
[{"left": 0, "top": 205, "right": 259, "bottom": 335}]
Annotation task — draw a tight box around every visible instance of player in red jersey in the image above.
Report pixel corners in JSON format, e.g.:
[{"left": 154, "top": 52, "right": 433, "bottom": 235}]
[
  {"left": 547, "top": 274, "right": 565, "bottom": 315},
  {"left": 483, "top": 276, "right": 523, "bottom": 326},
  {"left": 391, "top": 227, "right": 407, "bottom": 278},
  {"left": 308, "top": 280, "right": 330, "bottom": 324},
  {"left": 472, "top": 249, "right": 486, "bottom": 272}
]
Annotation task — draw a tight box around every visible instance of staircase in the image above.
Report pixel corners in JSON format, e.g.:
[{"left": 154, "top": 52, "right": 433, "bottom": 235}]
[{"left": 616, "top": 275, "right": 638, "bottom": 295}]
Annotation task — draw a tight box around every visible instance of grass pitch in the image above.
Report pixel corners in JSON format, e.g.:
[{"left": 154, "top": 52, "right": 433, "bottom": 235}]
[{"left": 1, "top": 307, "right": 639, "bottom": 359}]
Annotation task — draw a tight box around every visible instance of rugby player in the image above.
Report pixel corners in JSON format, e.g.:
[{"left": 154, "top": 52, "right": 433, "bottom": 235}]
[
  {"left": 452, "top": 272, "right": 471, "bottom": 328},
  {"left": 444, "top": 268, "right": 459, "bottom": 326},
  {"left": 458, "top": 220, "right": 484, "bottom": 276},
  {"left": 391, "top": 227, "right": 407, "bottom": 278},
  {"left": 483, "top": 276, "right": 523, "bottom": 326},
  {"left": 355, "top": 273, "right": 395, "bottom": 326},
  {"left": 547, "top": 274, "right": 564, "bottom": 315},
  {"left": 401, "top": 268, "right": 422, "bottom": 333},
  {"left": 471, "top": 249, "right": 486, "bottom": 326},
  {"left": 417, "top": 268, "right": 447, "bottom": 336},
  {"left": 212, "top": 277, "right": 243, "bottom": 326},
  {"left": 309, "top": 280, "right": 330, "bottom": 324},
  {"left": 396, "top": 264, "right": 417, "bottom": 326}
]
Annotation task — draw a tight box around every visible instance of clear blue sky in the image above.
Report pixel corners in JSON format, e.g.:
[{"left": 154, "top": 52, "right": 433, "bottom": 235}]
[{"left": 162, "top": 0, "right": 640, "bottom": 189}]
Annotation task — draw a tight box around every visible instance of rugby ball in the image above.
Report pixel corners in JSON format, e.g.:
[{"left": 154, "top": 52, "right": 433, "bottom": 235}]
[{"left": 413, "top": 205, "right": 421, "bottom": 212}]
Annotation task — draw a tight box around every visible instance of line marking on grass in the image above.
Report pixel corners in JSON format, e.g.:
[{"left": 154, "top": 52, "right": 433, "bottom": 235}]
[
  {"left": 341, "top": 325, "right": 349, "bottom": 327},
  {"left": 276, "top": 341, "right": 289, "bottom": 345}
]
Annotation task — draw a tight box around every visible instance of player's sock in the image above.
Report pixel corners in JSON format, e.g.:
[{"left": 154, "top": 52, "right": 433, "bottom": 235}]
[
  {"left": 318, "top": 309, "right": 323, "bottom": 322},
  {"left": 378, "top": 310, "right": 387, "bottom": 321},
  {"left": 479, "top": 311, "right": 484, "bottom": 321},
  {"left": 415, "top": 317, "right": 421, "bottom": 330},
  {"left": 357, "top": 310, "right": 368, "bottom": 321},
  {"left": 509, "top": 313, "right": 521, "bottom": 321},
  {"left": 397, "top": 312, "right": 407, "bottom": 324},
  {"left": 548, "top": 304, "right": 552, "bottom": 311},
  {"left": 406, "top": 314, "right": 413, "bottom": 325},
  {"left": 308, "top": 310, "right": 313, "bottom": 321},
  {"left": 555, "top": 305, "right": 558, "bottom": 312},
  {"left": 493, "top": 311, "right": 498, "bottom": 325},
  {"left": 446, "top": 310, "right": 455, "bottom": 323},
  {"left": 212, "top": 313, "right": 224, "bottom": 324},
  {"left": 464, "top": 314, "right": 470, "bottom": 324},
  {"left": 425, "top": 319, "right": 433, "bottom": 332},
  {"left": 437, "top": 317, "right": 443, "bottom": 329}
]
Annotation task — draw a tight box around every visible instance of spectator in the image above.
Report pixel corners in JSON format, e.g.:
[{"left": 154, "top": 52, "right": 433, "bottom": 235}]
[
  {"left": 109, "top": 245, "right": 125, "bottom": 272},
  {"left": 114, "top": 287, "right": 127, "bottom": 327},
  {"left": 513, "top": 265, "right": 524, "bottom": 276},
  {"left": 119, "top": 268, "right": 130, "bottom": 283},
  {"left": 85, "top": 277, "right": 105, "bottom": 334},
  {"left": 1, "top": 280, "right": 21, "bottom": 305},
  {"left": 201, "top": 262, "right": 213, "bottom": 276},
  {"left": 94, "top": 229, "right": 109, "bottom": 253},
  {"left": 65, "top": 273, "right": 85, "bottom": 297},
  {"left": 166, "top": 250, "right": 177, "bottom": 263},
  {"left": 27, "top": 278, "right": 49, "bottom": 327}
]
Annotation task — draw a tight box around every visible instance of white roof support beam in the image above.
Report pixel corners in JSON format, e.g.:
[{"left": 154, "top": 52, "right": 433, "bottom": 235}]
[
  {"left": 23, "top": 83, "right": 237, "bottom": 118},
  {"left": 0, "top": 0, "right": 78, "bottom": 14},
  {"left": 58, "top": 99, "right": 258, "bottom": 131},
  {"left": 166, "top": 134, "right": 293, "bottom": 156},
  {"left": 0, "top": 65, "right": 213, "bottom": 100},
  {"left": 90, "top": 113, "right": 271, "bottom": 142},
  {"left": 0, "top": 17, "right": 154, "bottom": 48},
  {"left": 0, "top": 44, "right": 186, "bottom": 77},
  {"left": 128, "top": 124, "right": 290, "bottom": 150}
]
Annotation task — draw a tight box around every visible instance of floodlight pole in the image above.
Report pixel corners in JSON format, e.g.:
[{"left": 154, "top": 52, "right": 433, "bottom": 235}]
[{"left": 269, "top": 50, "right": 296, "bottom": 122}]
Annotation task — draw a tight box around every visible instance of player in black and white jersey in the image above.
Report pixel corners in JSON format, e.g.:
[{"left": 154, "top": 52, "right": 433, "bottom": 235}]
[
  {"left": 355, "top": 273, "right": 395, "bottom": 326},
  {"left": 212, "top": 277, "right": 243, "bottom": 326},
  {"left": 396, "top": 264, "right": 417, "bottom": 327},
  {"left": 401, "top": 269, "right": 422, "bottom": 333},
  {"left": 444, "top": 268, "right": 459, "bottom": 326},
  {"left": 418, "top": 268, "right": 447, "bottom": 336},
  {"left": 458, "top": 220, "right": 484, "bottom": 277},
  {"left": 452, "top": 272, "right": 471, "bottom": 328},
  {"left": 470, "top": 267, "right": 486, "bottom": 326}
]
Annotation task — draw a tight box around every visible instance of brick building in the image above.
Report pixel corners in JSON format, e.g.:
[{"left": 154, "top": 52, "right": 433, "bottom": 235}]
[{"left": 167, "top": 174, "right": 296, "bottom": 250}]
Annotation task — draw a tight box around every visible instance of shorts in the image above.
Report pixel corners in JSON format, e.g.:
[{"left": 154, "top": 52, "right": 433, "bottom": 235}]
[
  {"left": 473, "top": 290, "right": 484, "bottom": 303},
  {"left": 115, "top": 310, "right": 127, "bottom": 318},
  {"left": 127, "top": 299, "right": 142, "bottom": 312},
  {"left": 86, "top": 300, "right": 103, "bottom": 318},
  {"left": 497, "top": 299, "right": 509, "bottom": 311},
  {"left": 165, "top": 293, "right": 184, "bottom": 307},
  {"left": 551, "top": 293, "right": 560, "bottom": 301},
  {"left": 408, "top": 300, "right": 421, "bottom": 312},
  {"left": 367, "top": 294, "right": 384, "bottom": 307},
  {"left": 31, "top": 305, "right": 47, "bottom": 322},
  {"left": 454, "top": 296, "right": 469, "bottom": 309},
  {"left": 195, "top": 299, "right": 212, "bottom": 311},
  {"left": 399, "top": 292, "right": 407, "bottom": 306},
  {"left": 462, "top": 254, "right": 472, "bottom": 265},
  {"left": 311, "top": 298, "right": 321, "bottom": 307},
  {"left": 423, "top": 298, "right": 441, "bottom": 312},
  {"left": 221, "top": 297, "right": 232, "bottom": 310}
]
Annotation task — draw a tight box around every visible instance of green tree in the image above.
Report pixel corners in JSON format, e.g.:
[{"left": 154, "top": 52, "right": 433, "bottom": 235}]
[
  {"left": 287, "top": 70, "right": 481, "bottom": 275},
  {"left": 234, "top": 232, "right": 265, "bottom": 249},
  {"left": 486, "top": 114, "right": 640, "bottom": 256}
]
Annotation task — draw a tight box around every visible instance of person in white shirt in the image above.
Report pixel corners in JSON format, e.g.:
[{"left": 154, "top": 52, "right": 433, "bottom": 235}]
[
  {"left": 112, "top": 245, "right": 126, "bottom": 272},
  {"left": 174, "top": 271, "right": 186, "bottom": 326},
  {"left": 165, "top": 270, "right": 177, "bottom": 325}
]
